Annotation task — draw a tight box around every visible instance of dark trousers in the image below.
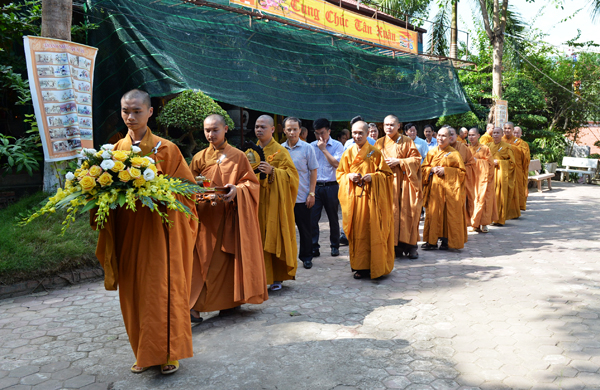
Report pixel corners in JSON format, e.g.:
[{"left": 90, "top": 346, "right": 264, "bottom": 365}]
[
  {"left": 311, "top": 183, "right": 340, "bottom": 251},
  {"left": 294, "top": 203, "right": 313, "bottom": 262}
]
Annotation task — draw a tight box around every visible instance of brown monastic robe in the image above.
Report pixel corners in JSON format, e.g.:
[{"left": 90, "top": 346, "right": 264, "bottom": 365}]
[
  {"left": 92, "top": 128, "right": 198, "bottom": 367},
  {"left": 189, "top": 141, "right": 268, "bottom": 312},
  {"left": 421, "top": 145, "right": 467, "bottom": 249},
  {"left": 467, "top": 142, "right": 498, "bottom": 227},
  {"left": 502, "top": 135, "right": 522, "bottom": 219},
  {"left": 480, "top": 133, "right": 493, "bottom": 145},
  {"left": 488, "top": 141, "right": 517, "bottom": 225},
  {"left": 374, "top": 134, "right": 422, "bottom": 247}
]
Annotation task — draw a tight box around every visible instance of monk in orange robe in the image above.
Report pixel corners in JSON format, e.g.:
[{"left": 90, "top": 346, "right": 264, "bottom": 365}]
[
  {"left": 337, "top": 120, "right": 394, "bottom": 279},
  {"left": 93, "top": 90, "right": 197, "bottom": 374},
  {"left": 188, "top": 114, "right": 268, "bottom": 322},
  {"left": 479, "top": 123, "right": 494, "bottom": 145},
  {"left": 375, "top": 114, "right": 422, "bottom": 259},
  {"left": 466, "top": 128, "right": 498, "bottom": 232},
  {"left": 458, "top": 127, "right": 468, "bottom": 144},
  {"left": 421, "top": 127, "right": 467, "bottom": 250},
  {"left": 501, "top": 122, "right": 522, "bottom": 219},
  {"left": 254, "top": 115, "right": 299, "bottom": 291},
  {"left": 489, "top": 127, "right": 517, "bottom": 225},
  {"left": 513, "top": 126, "right": 531, "bottom": 210},
  {"left": 448, "top": 127, "right": 475, "bottom": 234}
]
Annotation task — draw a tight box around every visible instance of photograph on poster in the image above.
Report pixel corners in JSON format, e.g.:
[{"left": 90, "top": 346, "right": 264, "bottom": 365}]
[
  {"left": 78, "top": 105, "right": 91, "bottom": 115},
  {"left": 67, "top": 138, "right": 81, "bottom": 150},
  {"left": 79, "top": 117, "right": 92, "bottom": 128},
  {"left": 41, "top": 91, "right": 59, "bottom": 102},
  {"left": 36, "top": 53, "right": 52, "bottom": 63},
  {"left": 57, "top": 78, "right": 72, "bottom": 89},
  {"left": 68, "top": 54, "right": 80, "bottom": 67},
  {"left": 59, "top": 90, "right": 75, "bottom": 102},
  {"left": 39, "top": 79, "right": 56, "bottom": 89},
  {"left": 49, "top": 128, "right": 67, "bottom": 139},
  {"left": 54, "top": 53, "right": 68, "bottom": 64},
  {"left": 64, "top": 114, "right": 77, "bottom": 126},
  {"left": 47, "top": 116, "right": 63, "bottom": 127},
  {"left": 60, "top": 102, "right": 77, "bottom": 114},
  {"left": 66, "top": 127, "right": 80, "bottom": 137},
  {"left": 76, "top": 81, "right": 90, "bottom": 92},
  {"left": 80, "top": 128, "right": 93, "bottom": 140},
  {"left": 52, "top": 140, "right": 69, "bottom": 153},
  {"left": 37, "top": 66, "right": 54, "bottom": 76},
  {"left": 44, "top": 104, "right": 61, "bottom": 114},
  {"left": 74, "top": 69, "right": 90, "bottom": 81},
  {"left": 76, "top": 93, "right": 91, "bottom": 104},
  {"left": 54, "top": 65, "right": 69, "bottom": 77}
]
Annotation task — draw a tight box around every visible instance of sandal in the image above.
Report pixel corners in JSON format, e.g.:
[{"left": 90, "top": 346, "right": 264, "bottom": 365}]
[
  {"left": 270, "top": 282, "right": 282, "bottom": 291},
  {"left": 353, "top": 271, "right": 370, "bottom": 279},
  {"left": 480, "top": 225, "right": 489, "bottom": 233},
  {"left": 161, "top": 360, "right": 179, "bottom": 375},
  {"left": 131, "top": 362, "right": 149, "bottom": 373}
]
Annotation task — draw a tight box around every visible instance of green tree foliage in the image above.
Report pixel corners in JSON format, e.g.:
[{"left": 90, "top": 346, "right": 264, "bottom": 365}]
[{"left": 156, "top": 90, "right": 235, "bottom": 157}]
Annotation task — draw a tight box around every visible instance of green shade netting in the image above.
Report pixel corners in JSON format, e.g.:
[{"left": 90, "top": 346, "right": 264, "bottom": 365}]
[{"left": 87, "top": 0, "right": 470, "bottom": 141}]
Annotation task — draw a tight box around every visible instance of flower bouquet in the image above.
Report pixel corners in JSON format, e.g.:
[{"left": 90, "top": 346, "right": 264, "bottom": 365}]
[{"left": 20, "top": 144, "right": 203, "bottom": 234}]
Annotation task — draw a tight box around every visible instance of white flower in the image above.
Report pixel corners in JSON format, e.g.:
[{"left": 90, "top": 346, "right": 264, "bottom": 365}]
[
  {"left": 101, "top": 150, "right": 111, "bottom": 159},
  {"left": 100, "top": 159, "right": 115, "bottom": 171},
  {"left": 145, "top": 156, "right": 155, "bottom": 164},
  {"left": 131, "top": 146, "right": 142, "bottom": 153},
  {"left": 143, "top": 168, "right": 155, "bottom": 181},
  {"left": 65, "top": 172, "right": 75, "bottom": 181},
  {"left": 101, "top": 144, "right": 114, "bottom": 151},
  {"left": 85, "top": 148, "right": 97, "bottom": 155}
]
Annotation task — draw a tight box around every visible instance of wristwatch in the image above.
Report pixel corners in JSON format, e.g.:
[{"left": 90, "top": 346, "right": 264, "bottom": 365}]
[{"left": 308, "top": 192, "right": 315, "bottom": 197}]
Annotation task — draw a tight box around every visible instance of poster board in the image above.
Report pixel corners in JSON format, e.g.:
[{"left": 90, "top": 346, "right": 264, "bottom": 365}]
[
  {"left": 23, "top": 36, "right": 98, "bottom": 162},
  {"left": 230, "top": 0, "right": 418, "bottom": 54},
  {"left": 494, "top": 99, "right": 508, "bottom": 129}
]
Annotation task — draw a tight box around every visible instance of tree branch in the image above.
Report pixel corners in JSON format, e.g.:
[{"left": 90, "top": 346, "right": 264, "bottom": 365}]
[{"left": 478, "top": 0, "right": 494, "bottom": 40}]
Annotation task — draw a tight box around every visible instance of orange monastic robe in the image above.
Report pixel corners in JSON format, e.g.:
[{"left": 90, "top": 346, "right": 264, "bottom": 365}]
[
  {"left": 502, "top": 135, "right": 522, "bottom": 219},
  {"left": 93, "top": 128, "right": 198, "bottom": 368},
  {"left": 480, "top": 133, "right": 493, "bottom": 145},
  {"left": 421, "top": 145, "right": 467, "bottom": 249},
  {"left": 189, "top": 141, "right": 268, "bottom": 313},
  {"left": 375, "top": 134, "right": 422, "bottom": 246},
  {"left": 337, "top": 143, "right": 394, "bottom": 278},
  {"left": 510, "top": 137, "right": 531, "bottom": 210},
  {"left": 257, "top": 138, "right": 299, "bottom": 284},
  {"left": 467, "top": 143, "right": 498, "bottom": 227},
  {"left": 451, "top": 141, "right": 475, "bottom": 230},
  {"left": 489, "top": 141, "right": 517, "bottom": 225},
  {"left": 457, "top": 137, "right": 467, "bottom": 144}
]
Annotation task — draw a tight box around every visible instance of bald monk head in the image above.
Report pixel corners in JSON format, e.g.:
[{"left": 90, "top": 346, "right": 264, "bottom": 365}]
[
  {"left": 383, "top": 115, "right": 400, "bottom": 138},
  {"left": 503, "top": 121, "right": 514, "bottom": 137},
  {"left": 121, "top": 89, "right": 153, "bottom": 134},
  {"left": 468, "top": 128, "right": 480, "bottom": 145},
  {"left": 351, "top": 121, "right": 369, "bottom": 148},
  {"left": 437, "top": 127, "right": 450, "bottom": 149},
  {"left": 255, "top": 115, "right": 275, "bottom": 147},
  {"left": 492, "top": 127, "right": 503, "bottom": 144},
  {"left": 204, "top": 114, "right": 228, "bottom": 147},
  {"left": 486, "top": 123, "right": 494, "bottom": 135},
  {"left": 459, "top": 127, "right": 468, "bottom": 141},
  {"left": 514, "top": 126, "right": 523, "bottom": 139},
  {"left": 448, "top": 127, "right": 458, "bottom": 145}
]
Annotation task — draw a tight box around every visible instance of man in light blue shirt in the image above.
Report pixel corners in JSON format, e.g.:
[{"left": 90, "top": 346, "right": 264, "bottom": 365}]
[
  {"left": 405, "top": 122, "right": 429, "bottom": 163},
  {"left": 310, "top": 118, "right": 344, "bottom": 257},
  {"left": 282, "top": 117, "right": 319, "bottom": 269},
  {"left": 424, "top": 124, "right": 438, "bottom": 151}
]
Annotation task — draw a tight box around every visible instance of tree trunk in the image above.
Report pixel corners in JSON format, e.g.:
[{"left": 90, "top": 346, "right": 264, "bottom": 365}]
[
  {"left": 492, "top": 33, "right": 503, "bottom": 100},
  {"left": 449, "top": 0, "right": 458, "bottom": 59},
  {"left": 41, "top": 0, "right": 72, "bottom": 192}
]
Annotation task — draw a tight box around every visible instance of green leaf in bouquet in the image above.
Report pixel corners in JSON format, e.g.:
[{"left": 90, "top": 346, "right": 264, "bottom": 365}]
[
  {"left": 117, "top": 192, "right": 126, "bottom": 207},
  {"left": 79, "top": 199, "right": 98, "bottom": 213},
  {"left": 55, "top": 191, "right": 83, "bottom": 208}
]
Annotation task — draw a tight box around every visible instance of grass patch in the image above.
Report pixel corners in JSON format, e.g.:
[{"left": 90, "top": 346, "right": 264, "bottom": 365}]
[{"left": 0, "top": 191, "right": 99, "bottom": 285}]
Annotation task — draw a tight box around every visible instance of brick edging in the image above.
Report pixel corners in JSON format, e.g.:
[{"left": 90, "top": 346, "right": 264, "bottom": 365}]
[{"left": 0, "top": 267, "right": 105, "bottom": 300}]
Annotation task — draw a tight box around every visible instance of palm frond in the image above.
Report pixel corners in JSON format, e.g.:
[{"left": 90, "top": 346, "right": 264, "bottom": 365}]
[{"left": 427, "top": 3, "right": 450, "bottom": 57}]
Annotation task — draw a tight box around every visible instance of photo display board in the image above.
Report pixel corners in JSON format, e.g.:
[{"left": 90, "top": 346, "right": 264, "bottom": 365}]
[{"left": 23, "top": 36, "right": 98, "bottom": 162}]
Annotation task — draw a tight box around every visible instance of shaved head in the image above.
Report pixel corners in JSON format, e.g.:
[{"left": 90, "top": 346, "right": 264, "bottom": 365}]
[
  {"left": 384, "top": 115, "right": 399, "bottom": 124},
  {"left": 122, "top": 89, "right": 151, "bottom": 108},
  {"left": 257, "top": 114, "right": 274, "bottom": 127},
  {"left": 205, "top": 113, "right": 226, "bottom": 127}
]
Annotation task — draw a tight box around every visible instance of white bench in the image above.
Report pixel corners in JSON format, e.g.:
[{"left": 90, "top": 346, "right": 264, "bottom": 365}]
[
  {"left": 555, "top": 157, "right": 599, "bottom": 184},
  {"left": 528, "top": 159, "right": 554, "bottom": 192}
]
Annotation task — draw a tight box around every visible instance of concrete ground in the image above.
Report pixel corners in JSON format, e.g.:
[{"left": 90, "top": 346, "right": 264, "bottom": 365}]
[{"left": 1, "top": 181, "right": 600, "bottom": 390}]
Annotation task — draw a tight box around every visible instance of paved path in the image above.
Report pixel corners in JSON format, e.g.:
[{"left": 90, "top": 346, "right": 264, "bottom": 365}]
[{"left": 2, "top": 181, "right": 600, "bottom": 390}]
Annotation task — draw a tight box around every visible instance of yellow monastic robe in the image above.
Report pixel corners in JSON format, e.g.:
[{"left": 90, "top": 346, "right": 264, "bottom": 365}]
[
  {"left": 467, "top": 143, "right": 498, "bottom": 227},
  {"left": 374, "top": 134, "right": 422, "bottom": 246},
  {"left": 92, "top": 128, "right": 198, "bottom": 368},
  {"left": 457, "top": 137, "right": 467, "bottom": 144},
  {"left": 480, "top": 133, "right": 493, "bottom": 145},
  {"left": 502, "top": 135, "right": 522, "bottom": 219},
  {"left": 451, "top": 141, "right": 475, "bottom": 233},
  {"left": 511, "top": 137, "right": 531, "bottom": 210},
  {"left": 189, "top": 141, "right": 268, "bottom": 312},
  {"left": 421, "top": 145, "right": 467, "bottom": 249},
  {"left": 337, "top": 143, "right": 394, "bottom": 278},
  {"left": 257, "top": 138, "right": 299, "bottom": 284},
  {"left": 488, "top": 141, "right": 517, "bottom": 225}
]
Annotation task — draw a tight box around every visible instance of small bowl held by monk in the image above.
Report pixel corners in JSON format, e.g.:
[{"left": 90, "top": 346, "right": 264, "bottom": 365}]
[{"left": 203, "top": 187, "right": 229, "bottom": 194}]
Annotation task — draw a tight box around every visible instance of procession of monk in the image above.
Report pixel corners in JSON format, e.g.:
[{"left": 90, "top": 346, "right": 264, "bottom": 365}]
[{"left": 94, "top": 89, "right": 533, "bottom": 375}]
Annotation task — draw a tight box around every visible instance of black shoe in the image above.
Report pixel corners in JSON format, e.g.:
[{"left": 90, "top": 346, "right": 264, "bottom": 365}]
[
  {"left": 421, "top": 243, "right": 437, "bottom": 250},
  {"left": 407, "top": 249, "right": 419, "bottom": 259},
  {"left": 191, "top": 314, "right": 203, "bottom": 323},
  {"left": 439, "top": 244, "right": 449, "bottom": 250},
  {"left": 312, "top": 250, "right": 320, "bottom": 257},
  {"left": 331, "top": 247, "right": 339, "bottom": 257},
  {"left": 303, "top": 259, "right": 313, "bottom": 269},
  {"left": 339, "top": 235, "right": 349, "bottom": 246}
]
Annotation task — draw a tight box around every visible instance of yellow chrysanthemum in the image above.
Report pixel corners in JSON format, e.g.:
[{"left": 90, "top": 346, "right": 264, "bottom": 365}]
[
  {"left": 130, "top": 157, "right": 145, "bottom": 168},
  {"left": 128, "top": 167, "right": 141, "bottom": 179},
  {"left": 111, "top": 160, "right": 125, "bottom": 172},
  {"left": 118, "top": 170, "right": 131, "bottom": 182},
  {"left": 112, "top": 150, "right": 128, "bottom": 162},
  {"left": 80, "top": 176, "right": 96, "bottom": 192},
  {"left": 88, "top": 165, "right": 103, "bottom": 177},
  {"left": 133, "top": 177, "right": 146, "bottom": 188},
  {"left": 97, "top": 172, "right": 114, "bottom": 187}
]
